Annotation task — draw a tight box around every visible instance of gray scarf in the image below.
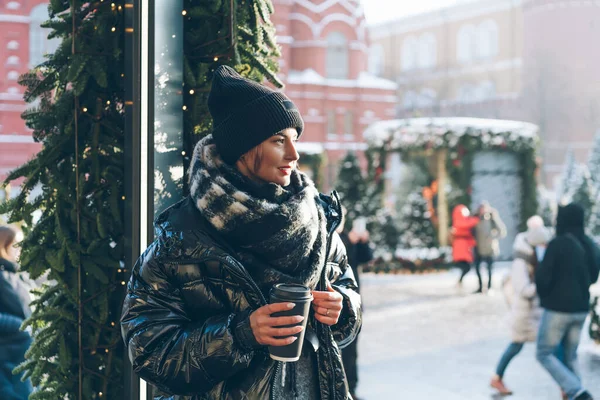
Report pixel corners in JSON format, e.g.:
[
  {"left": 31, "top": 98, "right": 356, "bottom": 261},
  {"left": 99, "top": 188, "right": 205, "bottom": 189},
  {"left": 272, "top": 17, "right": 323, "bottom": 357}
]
[{"left": 188, "top": 135, "right": 328, "bottom": 293}]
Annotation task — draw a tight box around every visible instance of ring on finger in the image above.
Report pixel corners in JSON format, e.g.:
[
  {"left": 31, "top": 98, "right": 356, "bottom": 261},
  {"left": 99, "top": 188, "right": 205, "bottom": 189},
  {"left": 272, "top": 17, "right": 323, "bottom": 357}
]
[{"left": 325, "top": 308, "right": 330, "bottom": 316}]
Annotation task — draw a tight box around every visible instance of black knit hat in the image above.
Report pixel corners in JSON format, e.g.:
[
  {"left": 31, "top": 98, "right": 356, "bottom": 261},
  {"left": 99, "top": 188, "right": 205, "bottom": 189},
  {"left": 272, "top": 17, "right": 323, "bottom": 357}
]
[{"left": 208, "top": 65, "right": 304, "bottom": 164}]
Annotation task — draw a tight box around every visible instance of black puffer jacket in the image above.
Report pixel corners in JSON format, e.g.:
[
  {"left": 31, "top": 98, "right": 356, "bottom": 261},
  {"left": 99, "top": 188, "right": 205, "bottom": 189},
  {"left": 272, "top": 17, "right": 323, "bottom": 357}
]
[{"left": 121, "top": 195, "right": 361, "bottom": 399}]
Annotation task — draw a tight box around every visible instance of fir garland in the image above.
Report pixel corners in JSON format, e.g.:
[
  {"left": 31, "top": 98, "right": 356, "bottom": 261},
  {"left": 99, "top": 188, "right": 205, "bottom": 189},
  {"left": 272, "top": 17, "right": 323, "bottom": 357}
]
[
  {"left": 299, "top": 152, "right": 325, "bottom": 190},
  {"left": 0, "top": 1, "right": 126, "bottom": 399}
]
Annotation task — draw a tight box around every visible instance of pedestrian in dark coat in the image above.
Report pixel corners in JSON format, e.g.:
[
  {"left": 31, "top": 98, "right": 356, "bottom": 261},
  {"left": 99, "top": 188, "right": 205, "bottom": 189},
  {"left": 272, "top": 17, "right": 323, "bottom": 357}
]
[
  {"left": 535, "top": 203, "right": 600, "bottom": 400},
  {"left": 337, "top": 210, "right": 373, "bottom": 400},
  {"left": 121, "top": 66, "right": 361, "bottom": 400},
  {"left": 0, "top": 225, "right": 33, "bottom": 400}
]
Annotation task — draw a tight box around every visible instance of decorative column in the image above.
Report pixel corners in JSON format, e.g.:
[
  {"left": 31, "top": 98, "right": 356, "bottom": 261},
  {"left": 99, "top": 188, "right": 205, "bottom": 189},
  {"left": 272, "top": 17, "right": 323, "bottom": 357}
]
[{"left": 437, "top": 149, "right": 449, "bottom": 246}]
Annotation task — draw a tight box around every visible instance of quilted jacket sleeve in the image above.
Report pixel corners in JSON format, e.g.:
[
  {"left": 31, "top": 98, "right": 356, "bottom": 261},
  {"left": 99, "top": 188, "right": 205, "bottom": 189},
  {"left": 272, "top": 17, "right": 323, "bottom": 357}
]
[
  {"left": 327, "top": 232, "right": 362, "bottom": 349},
  {"left": 120, "top": 241, "right": 260, "bottom": 396}
]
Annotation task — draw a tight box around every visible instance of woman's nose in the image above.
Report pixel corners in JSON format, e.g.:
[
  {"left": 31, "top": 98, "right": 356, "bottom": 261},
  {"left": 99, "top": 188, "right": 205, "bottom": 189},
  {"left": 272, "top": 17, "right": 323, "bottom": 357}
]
[{"left": 286, "top": 140, "right": 299, "bottom": 161}]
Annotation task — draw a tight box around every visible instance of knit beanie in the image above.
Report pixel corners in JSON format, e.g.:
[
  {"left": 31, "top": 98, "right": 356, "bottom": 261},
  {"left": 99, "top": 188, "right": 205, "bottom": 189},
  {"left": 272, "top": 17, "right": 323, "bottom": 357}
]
[{"left": 208, "top": 65, "right": 304, "bottom": 164}]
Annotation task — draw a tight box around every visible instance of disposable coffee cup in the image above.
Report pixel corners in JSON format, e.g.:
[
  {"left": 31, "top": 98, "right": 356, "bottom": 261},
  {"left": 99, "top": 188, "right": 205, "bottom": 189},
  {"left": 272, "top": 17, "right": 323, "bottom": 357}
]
[{"left": 268, "top": 283, "right": 313, "bottom": 362}]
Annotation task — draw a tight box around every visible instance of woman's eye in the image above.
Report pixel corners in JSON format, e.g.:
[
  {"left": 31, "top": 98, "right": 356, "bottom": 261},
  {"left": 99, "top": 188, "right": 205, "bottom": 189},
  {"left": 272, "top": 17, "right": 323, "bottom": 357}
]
[{"left": 275, "top": 139, "right": 285, "bottom": 144}]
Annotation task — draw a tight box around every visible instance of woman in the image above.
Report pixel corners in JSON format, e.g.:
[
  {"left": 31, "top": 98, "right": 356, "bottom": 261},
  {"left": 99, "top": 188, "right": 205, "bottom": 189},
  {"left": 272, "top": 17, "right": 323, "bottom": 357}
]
[
  {"left": 490, "top": 216, "right": 549, "bottom": 396},
  {"left": 121, "top": 66, "right": 362, "bottom": 399},
  {"left": 0, "top": 225, "right": 33, "bottom": 400},
  {"left": 451, "top": 204, "right": 480, "bottom": 287}
]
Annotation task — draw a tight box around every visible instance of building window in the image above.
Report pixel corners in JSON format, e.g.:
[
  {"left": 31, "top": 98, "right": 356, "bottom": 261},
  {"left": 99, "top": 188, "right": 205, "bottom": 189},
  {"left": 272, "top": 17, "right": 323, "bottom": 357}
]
[
  {"left": 7, "top": 71, "right": 19, "bottom": 81},
  {"left": 457, "top": 24, "right": 477, "bottom": 64},
  {"left": 403, "top": 90, "right": 418, "bottom": 109},
  {"left": 476, "top": 80, "right": 496, "bottom": 101},
  {"left": 418, "top": 33, "right": 437, "bottom": 69},
  {"left": 7, "top": 41, "right": 19, "bottom": 50},
  {"left": 477, "top": 19, "right": 499, "bottom": 59},
  {"left": 457, "top": 84, "right": 476, "bottom": 103},
  {"left": 401, "top": 36, "right": 419, "bottom": 71},
  {"left": 344, "top": 111, "right": 354, "bottom": 135},
  {"left": 417, "top": 88, "right": 437, "bottom": 108},
  {"left": 6, "top": 56, "right": 19, "bottom": 65},
  {"left": 327, "top": 110, "right": 336, "bottom": 134},
  {"left": 30, "top": 5, "right": 61, "bottom": 67},
  {"left": 368, "top": 44, "right": 384, "bottom": 76},
  {"left": 326, "top": 32, "right": 349, "bottom": 79}
]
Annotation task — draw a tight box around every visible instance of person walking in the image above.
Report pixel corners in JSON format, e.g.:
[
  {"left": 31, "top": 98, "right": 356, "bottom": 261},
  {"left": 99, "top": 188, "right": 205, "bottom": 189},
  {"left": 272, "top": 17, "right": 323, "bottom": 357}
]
[
  {"left": 121, "top": 66, "right": 362, "bottom": 399},
  {"left": 474, "top": 201, "right": 507, "bottom": 293},
  {"left": 0, "top": 225, "right": 33, "bottom": 400},
  {"left": 337, "top": 209, "right": 373, "bottom": 400},
  {"left": 490, "top": 216, "right": 549, "bottom": 396},
  {"left": 452, "top": 204, "right": 480, "bottom": 288},
  {"left": 535, "top": 203, "right": 600, "bottom": 400}
]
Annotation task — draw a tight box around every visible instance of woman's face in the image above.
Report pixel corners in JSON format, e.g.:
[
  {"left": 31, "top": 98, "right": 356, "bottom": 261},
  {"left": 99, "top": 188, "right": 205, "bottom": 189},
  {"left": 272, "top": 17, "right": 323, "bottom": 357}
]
[{"left": 236, "top": 128, "right": 300, "bottom": 186}]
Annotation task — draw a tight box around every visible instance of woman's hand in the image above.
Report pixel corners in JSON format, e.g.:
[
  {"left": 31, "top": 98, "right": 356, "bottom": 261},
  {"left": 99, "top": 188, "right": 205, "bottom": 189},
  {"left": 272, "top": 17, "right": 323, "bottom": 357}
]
[
  {"left": 312, "top": 282, "right": 343, "bottom": 325},
  {"left": 249, "top": 303, "right": 304, "bottom": 346}
]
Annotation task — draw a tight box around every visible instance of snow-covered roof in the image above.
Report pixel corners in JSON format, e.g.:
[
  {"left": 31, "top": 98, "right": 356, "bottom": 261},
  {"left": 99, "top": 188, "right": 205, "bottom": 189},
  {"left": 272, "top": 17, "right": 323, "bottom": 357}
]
[
  {"left": 364, "top": 117, "right": 539, "bottom": 149},
  {"left": 287, "top": 69, "right": 397, "bottom": 90}
]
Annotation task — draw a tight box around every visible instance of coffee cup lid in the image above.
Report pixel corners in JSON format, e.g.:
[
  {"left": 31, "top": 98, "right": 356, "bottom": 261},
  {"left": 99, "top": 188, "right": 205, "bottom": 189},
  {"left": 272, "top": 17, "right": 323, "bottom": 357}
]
[{"left": 270, "top": 283, "right": 312, "bottom": 301}]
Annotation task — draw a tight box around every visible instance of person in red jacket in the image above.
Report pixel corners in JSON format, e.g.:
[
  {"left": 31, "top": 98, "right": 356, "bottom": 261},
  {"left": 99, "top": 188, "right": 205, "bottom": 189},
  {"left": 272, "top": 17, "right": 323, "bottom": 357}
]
[{"left": 452, "top": 204, "right": 480, "bottom": 287}]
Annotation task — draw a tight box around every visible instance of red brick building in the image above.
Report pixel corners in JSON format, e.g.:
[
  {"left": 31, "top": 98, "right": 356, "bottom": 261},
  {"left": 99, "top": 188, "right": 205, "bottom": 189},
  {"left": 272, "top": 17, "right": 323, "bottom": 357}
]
[
  {"left": 271, "top": 0, "right": 397, "bottom": 188},
  {"left": 0, "top": 0, "right": 57, "bottom": 193},
  {"left": 0, "top": 1, "right": 396, "bottom": 192}
]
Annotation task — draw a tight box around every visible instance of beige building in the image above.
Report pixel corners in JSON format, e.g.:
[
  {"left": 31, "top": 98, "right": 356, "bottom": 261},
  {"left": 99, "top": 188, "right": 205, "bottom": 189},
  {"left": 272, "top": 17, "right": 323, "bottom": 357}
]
[{"left": 369, "top": 0, "right": 600, "bottom": 188}]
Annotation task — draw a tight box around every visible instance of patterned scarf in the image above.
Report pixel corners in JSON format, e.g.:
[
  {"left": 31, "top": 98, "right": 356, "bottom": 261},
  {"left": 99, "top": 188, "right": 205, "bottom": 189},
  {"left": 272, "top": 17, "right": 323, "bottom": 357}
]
[{"left": 188, "top": 135, "right": 328, "bottom": 293}]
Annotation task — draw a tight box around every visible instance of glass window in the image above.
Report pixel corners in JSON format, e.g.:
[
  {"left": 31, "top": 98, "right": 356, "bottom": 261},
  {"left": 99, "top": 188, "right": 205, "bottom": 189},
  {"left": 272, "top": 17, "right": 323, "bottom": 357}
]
[
  {"left": 402, "top": 36, "right": 418, "bottom": 71},
  {"left": 477, "top": 19, "right": 499, "bottom": 59},
  {"left": 457, "top": 24, "right": 476, "bottom": 64},
  {"left": 344, "top": 111, "right": 354, "bottom": 135},
  {"left": 403, "top": 90, "right": 417, "bottom": 109},
  {"left": 327, "top": 110, "right": 337, "bottom": 134},
  {"left": 368, "top": 44, "right": 385, "bottom": 75},
  {"left": 326, "top": 32, "right": 349, "bottom": 79},
  {"left": 418, "top": 33, "right": 437, "bottom": 69},
  {"left": 30, "top": 5, "right": 61, "bottom": 67}
]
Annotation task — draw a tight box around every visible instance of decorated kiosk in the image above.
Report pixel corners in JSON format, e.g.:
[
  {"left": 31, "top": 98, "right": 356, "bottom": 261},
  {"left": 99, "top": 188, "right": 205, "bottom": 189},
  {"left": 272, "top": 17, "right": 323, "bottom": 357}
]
[{"left": 363, "top": 117, "right": 540, "bottom": 271}]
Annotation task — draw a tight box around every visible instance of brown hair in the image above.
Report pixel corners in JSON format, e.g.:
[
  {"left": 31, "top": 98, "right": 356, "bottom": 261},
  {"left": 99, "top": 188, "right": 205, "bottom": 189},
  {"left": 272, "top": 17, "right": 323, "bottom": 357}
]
[
  {"left": 0, "top": 225, "right": 18, "bottom": 261},
  {"left": 240, "top": 143, "right": 265, "bottom": 176}
]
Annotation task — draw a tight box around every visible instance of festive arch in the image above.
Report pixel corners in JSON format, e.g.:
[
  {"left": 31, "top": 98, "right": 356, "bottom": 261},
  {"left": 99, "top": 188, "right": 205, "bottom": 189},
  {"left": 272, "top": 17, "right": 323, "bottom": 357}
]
[{"left": 364, "top": 117, "right": 540, "bottom": 246}]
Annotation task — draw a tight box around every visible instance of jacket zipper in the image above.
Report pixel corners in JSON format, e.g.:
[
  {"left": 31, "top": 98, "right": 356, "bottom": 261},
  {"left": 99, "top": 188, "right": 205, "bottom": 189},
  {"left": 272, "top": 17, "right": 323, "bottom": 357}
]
[
  {"left": 320, "top": 197, "right": 339, "bottom": 400},
  {"left": 270, "top": 361, "right": 282, "bottom": 400}
]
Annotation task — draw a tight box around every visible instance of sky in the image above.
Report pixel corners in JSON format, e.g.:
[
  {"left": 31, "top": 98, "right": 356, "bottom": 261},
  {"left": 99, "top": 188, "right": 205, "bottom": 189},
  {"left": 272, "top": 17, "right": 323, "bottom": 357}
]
[{"left": 361, "top": 0, "right": 468, "bottom": 25}]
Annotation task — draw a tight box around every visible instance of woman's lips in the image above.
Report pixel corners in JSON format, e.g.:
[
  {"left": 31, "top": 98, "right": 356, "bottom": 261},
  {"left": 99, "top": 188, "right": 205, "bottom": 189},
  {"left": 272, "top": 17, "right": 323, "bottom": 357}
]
[{"left": 278, "top": 167, "right": 292, "bottom": 175}]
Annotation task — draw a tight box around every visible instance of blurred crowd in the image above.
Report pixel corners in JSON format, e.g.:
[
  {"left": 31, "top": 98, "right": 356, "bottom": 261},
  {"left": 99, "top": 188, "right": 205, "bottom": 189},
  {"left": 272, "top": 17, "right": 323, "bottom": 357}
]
[{"left": 451, "top": 202, "right": 600, "bottom": 400}]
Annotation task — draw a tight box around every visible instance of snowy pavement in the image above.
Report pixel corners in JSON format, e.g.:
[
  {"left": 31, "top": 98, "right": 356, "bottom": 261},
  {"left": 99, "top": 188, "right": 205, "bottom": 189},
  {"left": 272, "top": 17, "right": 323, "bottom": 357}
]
[{"left": 354, "top": 264, "right": 600, "bottom": 400}]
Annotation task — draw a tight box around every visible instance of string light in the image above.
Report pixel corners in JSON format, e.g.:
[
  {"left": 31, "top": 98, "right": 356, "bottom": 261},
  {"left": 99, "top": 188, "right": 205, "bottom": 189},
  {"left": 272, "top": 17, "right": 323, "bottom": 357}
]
[
  {"left": 111, "top": 3, "right": 115, "bottom": 8},
  {"left": 110, "top": 322, "right": 115, "bottom": 326},
  {"left": 182, "top": 105, "right": 187, "bottom": 111},
  {"left": 189, "top": 89, "right": 194, "bottom": 95},
  {"left": 106, "top": 100, "right": 110, "bottom": 105},
  {"left": 181, "top": 151, "right": 186, "bottom": 156},
  {"left": 111, "top": 27, "right": 116, "bottom": 32},
  {"left": 82, "top": 107, "right": 88, "bottom": 112},
  {"left": 121, "top": 195, "right": 125, "bottom": 200},
  {"left": 118, "top": 5, "right": 122, "bottom": 10},
  {"left": 213, "top": 57, "right": 218, "bottom": 62},
  {"left": 117, "top": 269, "right": 122, "bottom": 273},
  {"left": 105, "top": 349, "right": 109, "bottom": 353},
  {"left": 121, "top": 281, "right": 126, "bottom": 286},
  {"left": 182, "top": 10, "right": 187, "bottom": 15}
]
